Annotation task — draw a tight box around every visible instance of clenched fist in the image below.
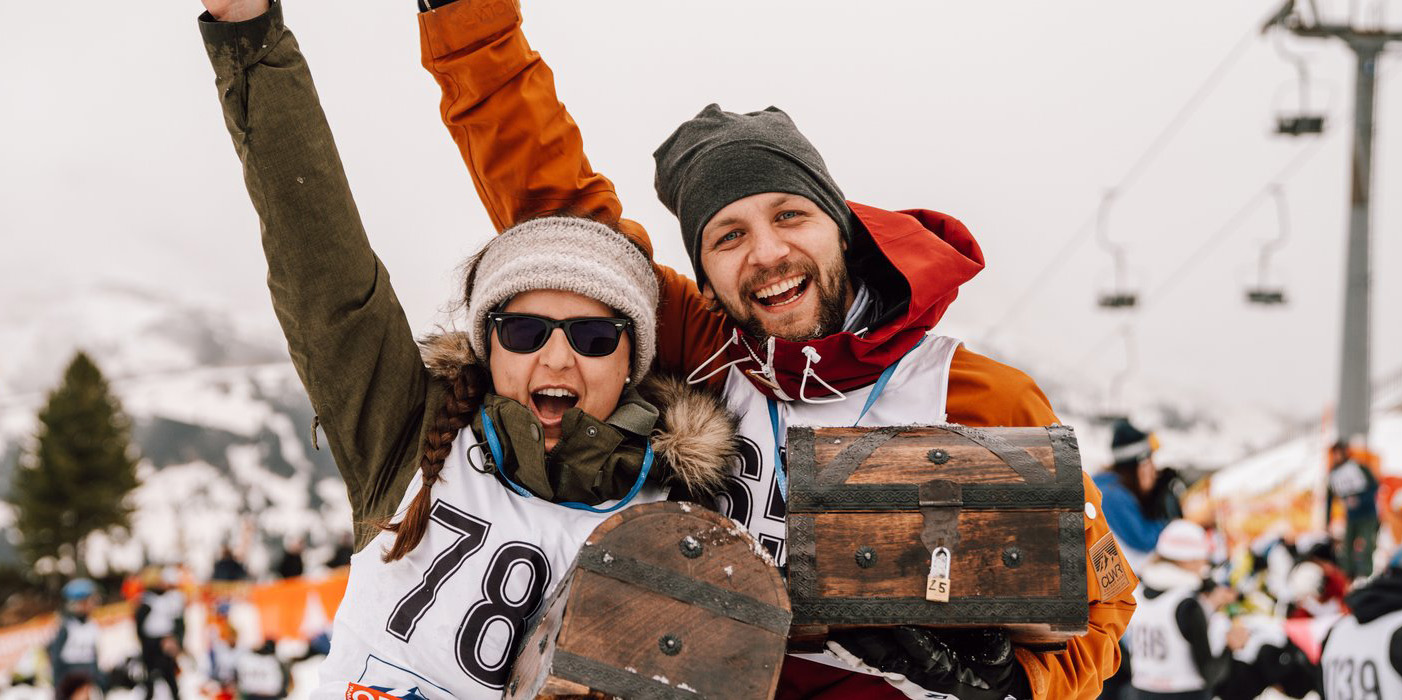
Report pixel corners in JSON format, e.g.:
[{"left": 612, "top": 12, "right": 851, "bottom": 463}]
[{"left": 202, "top": 0, "right": 269, "bottom": 22}]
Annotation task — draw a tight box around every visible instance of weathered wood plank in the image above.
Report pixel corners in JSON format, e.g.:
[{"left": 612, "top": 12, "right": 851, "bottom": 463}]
[
  {"left": 810, "top": 511, "right": 1061, "bottom": 598},
  {"left": 508, "top": 502, "right": 788, "bottom": 699}
]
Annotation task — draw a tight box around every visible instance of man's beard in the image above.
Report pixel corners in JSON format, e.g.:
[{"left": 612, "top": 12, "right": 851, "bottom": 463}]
[{"left": 720, "top": 258, "right": 851, "bottom": 343}]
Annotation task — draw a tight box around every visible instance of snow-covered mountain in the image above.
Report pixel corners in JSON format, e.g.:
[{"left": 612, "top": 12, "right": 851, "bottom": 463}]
[{"left": 0, "top": 285, "right": 349, "bottom": 578}]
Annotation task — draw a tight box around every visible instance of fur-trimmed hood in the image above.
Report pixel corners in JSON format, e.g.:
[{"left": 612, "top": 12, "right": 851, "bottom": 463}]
[{"left": 419, "top": 332, "right": 736, "bottom": 497}]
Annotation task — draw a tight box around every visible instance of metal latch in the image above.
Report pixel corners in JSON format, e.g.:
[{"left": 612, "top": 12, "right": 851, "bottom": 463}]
[{"left": 918, "top": 480, "right": 962, "bottom": 603}]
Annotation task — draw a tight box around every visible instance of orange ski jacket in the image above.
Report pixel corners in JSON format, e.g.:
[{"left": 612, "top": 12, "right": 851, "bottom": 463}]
[{"left": 417, "top": 3, "right": 1135, "bottom": 697}]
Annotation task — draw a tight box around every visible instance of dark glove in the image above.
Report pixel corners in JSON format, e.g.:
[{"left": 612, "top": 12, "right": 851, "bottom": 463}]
[{"left": 828, "top": 627, "right": 1031, "bottom": 700}]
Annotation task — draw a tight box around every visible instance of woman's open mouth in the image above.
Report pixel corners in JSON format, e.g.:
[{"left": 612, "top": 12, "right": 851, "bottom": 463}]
[
  {"left": 529, "top": 386, "right": 579, "bottom": 425},
  {"left": 752, "top": 275, "right": 810, "bottom": 310}
]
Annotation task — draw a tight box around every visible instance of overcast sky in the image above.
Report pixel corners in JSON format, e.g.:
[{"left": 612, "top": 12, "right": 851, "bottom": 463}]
[{"left": 2, "top": 0, "right": 1400, "bottom": 425}]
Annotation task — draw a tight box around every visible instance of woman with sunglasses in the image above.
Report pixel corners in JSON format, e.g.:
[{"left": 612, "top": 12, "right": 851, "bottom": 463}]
[{"left": 195, "top": 2, "right": 737, "bottom": 697}]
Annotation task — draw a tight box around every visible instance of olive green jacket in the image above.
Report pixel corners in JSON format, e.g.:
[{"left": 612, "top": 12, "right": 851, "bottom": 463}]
[
  {"left": 200, "top": 3, "right": 438, "bottom": 550},
  {"left": 199, "top": 3, "right": 737, "bottom": 551}
]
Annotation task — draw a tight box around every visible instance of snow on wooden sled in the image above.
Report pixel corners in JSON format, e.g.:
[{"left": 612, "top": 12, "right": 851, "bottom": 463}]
[{"left": 506, "top": 501, "right": 790, "bottom": 699}]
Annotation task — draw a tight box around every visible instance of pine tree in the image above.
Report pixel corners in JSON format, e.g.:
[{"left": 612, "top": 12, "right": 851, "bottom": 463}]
[{"left": 10, "top": 352, "right": 140, "bottom": 574}]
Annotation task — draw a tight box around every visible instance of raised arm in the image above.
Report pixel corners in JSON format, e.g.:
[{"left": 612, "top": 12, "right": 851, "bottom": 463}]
[
  {"left": 417, "top": 1, "right": 632, "bottom": 239},
  {"left": 417, "top": 0, "right": 729, "bottom": 380},
  {"left": 200, "top": 0, "right": 429, "bottom": 542}
]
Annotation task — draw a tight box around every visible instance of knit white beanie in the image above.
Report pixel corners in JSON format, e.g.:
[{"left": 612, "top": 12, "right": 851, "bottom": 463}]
[
  {"left": 466, "top": 217, "right": 659, "bottom": 384},
  {"left": 1155, "top": 519, "right": 1210, "bottom": 563}
]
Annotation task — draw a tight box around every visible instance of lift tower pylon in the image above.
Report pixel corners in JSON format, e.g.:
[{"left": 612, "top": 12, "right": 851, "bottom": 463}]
[{"left": 1268, "top": 4, "right": 1402, "bottom": 445}]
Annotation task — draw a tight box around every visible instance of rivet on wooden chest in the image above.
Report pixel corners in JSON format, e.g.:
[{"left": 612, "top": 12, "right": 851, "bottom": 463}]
[
  {"left": 855, "top": 546, "right": 878, "bottom": 568},
  {"left": 679, "top": 535, "right": 703, "bottom": 558},
  {"left": 1003, "top": 546, "right": 1024, "bottom": 569}
]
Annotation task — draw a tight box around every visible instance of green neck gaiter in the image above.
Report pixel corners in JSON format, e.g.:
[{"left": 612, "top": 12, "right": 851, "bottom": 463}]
[{"left": 472, "top": 389, "right": 661, "bottom": 505}]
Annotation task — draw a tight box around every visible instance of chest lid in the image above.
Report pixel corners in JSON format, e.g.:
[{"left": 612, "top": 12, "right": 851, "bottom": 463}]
[{"left": 786, "top": 424, "right": 1083, "bottom": 513}]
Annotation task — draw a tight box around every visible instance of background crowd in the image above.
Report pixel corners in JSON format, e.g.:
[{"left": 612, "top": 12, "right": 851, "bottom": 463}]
[{"left": 3, "top": 418, "right": 1396, "bottom": 699}]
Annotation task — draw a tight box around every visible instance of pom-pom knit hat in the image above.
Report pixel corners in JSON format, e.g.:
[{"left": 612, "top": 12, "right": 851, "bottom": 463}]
[{"left": 466, "top": 217, "right": 659, "bottom": 385}]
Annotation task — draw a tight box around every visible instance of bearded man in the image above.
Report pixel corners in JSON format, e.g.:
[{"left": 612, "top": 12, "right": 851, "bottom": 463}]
[{"left": 410, "top": 2, "right": 1137, "bottom": 698}]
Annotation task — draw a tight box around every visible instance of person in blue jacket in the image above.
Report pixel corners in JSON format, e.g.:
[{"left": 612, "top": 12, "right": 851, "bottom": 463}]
[
  {"left": 48, "top": 578, "right": 104, "bottom": 697},
  {"left": 1093, "top": 418, "right": 1171, "bottom": 572},
  {"left": 1095, "top": 418, "right": 1173, "bottom": 699}
]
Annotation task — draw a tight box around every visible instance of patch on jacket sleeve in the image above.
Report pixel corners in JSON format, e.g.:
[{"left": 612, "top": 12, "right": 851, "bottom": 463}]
[{"left": 1089, "top": 532, "right": 1132, "bottom": 600}]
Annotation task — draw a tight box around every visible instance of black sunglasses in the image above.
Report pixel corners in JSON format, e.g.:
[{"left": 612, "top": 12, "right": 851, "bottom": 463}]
[{"left": 487, "top": 312, "right": 633, "bottom": 357}]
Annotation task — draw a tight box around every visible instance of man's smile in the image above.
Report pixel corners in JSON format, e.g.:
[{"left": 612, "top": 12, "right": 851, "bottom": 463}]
[{"left": 752, "top": 274, "right": 810, "bottom": 309}]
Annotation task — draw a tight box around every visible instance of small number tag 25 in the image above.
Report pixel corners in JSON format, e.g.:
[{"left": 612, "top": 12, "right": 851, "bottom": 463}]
[{"left": 926, "top": 576, "right": 950, "bottom": 603}]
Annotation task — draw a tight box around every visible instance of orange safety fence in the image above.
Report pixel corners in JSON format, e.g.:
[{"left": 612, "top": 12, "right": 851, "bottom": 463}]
[
  {"left": 243, "top": 570, "right": 348, "bottom": 641},
  {"left": 1378, "top": 475, "right": 1402, "bottom": 543}
]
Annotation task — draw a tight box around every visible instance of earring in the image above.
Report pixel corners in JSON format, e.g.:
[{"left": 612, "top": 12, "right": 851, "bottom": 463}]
[{"left": 625, "top": 377, "right": 632, "bottom": 384}]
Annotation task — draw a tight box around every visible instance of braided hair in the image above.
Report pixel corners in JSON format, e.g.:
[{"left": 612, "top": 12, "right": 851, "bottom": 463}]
[
  {"left": 377, "top": 363, "right": 487, "bottom": 562},
  {"left": 376, "top": 251, "right": 491, "bottom": 563}
]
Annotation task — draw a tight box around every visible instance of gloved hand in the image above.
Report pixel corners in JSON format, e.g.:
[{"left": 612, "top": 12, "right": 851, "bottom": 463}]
[{"left": 828, "top": 627, "right": 1031, "bottom": 700}]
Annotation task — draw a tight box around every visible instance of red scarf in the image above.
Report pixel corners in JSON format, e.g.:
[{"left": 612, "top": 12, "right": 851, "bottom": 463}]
[{"left": 699, "top": 202, "right": 984, "bottom": 401}]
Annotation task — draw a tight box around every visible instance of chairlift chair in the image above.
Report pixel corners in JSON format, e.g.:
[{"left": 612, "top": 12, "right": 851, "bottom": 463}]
[
  {"left": 1277, "top": 114, "right": 1325, "bottom": 136},
  {"left": 1272, "top": 28, "right": 1327, "bottom": 136},
  {"left": 1098, "top": 292, "right": 1139, "bottom": 309},
  {"left": 1245, "top": 184, "right": 1291, "bottom": 306},
  {"left": 1246, "top": 288, "right": 1287, "bottom": 305},
  {"left": 1095, "top": 191, "right": 1140, "bottom": 310}
]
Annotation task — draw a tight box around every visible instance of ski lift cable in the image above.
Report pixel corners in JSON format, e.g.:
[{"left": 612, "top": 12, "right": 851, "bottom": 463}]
[
  {"left": 1069, "top": 131, "right": 1335, "bottom": 368},
  {"left": 984, "top": 25, "right": 1259, "bottom": 342}
]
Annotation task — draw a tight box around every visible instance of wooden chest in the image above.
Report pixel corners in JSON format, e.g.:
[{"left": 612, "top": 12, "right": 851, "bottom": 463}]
[
  {"left": 785, "top": 424, "right": 1088, "bottom": 648},
  {"left": 507, "top": 501, "right": 791, "bottom": 699}
]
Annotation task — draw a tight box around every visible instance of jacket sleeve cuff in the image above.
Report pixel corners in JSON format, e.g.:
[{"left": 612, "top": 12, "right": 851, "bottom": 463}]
[
  {"left": 198, "top": 0, "right": 285, "bottom": 71},
  {"left": 419, "top": 0, "right": 521, "bottom": 61},
  {"left": 1012, "top": 647, "right": 1047, "bottom": 699}
]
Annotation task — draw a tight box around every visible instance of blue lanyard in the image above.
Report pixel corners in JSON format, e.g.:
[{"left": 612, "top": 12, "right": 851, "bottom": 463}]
[
  {"left": 479, "top": 410, "right": 654, "bottom": 514},
  {"left": 852, "top": 336, "right": 925, "bottom": 426},
  {"left": 765, "top": 336, "right": 925, "bottom": 502},
  {"left": 766, "top": 399, "right": 789, "bottom": 502}
]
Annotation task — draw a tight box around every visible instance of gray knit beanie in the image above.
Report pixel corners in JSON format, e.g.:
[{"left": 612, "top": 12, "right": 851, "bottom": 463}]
[
  {"left": 653, "top": 104, "right": 852, "bottom": 282},
  {"left": 466, "top": 217, "right": 659, "bottom": 384}
]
